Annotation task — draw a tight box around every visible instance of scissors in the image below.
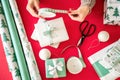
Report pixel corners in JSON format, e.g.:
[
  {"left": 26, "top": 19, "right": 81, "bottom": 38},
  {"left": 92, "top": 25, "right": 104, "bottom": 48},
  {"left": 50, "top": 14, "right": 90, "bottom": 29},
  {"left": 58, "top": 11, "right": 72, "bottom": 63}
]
[{"left": 77, "top": 20, "right": 96, "bottom": 46}]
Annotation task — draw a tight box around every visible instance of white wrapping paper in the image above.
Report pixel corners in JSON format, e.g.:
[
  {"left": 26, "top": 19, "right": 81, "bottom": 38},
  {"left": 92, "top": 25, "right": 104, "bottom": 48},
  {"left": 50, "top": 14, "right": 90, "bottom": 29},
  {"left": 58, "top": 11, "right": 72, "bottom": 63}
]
[{"left": 31, "top": 17, "right": 69, "bottom": 48}]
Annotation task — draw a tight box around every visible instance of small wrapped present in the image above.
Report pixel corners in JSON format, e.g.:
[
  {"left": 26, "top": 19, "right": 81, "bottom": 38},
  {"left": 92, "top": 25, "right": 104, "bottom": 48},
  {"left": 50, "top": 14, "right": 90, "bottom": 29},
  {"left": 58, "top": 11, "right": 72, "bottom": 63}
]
[
  {"left": 45, "top": 58, "right": 66, "bottom": 78},
  {"left": 31, "top": 17, "right": 69, "bottom": 48},
  {"left": 104, "top": 0, "right": 120, "bottom": 25}
]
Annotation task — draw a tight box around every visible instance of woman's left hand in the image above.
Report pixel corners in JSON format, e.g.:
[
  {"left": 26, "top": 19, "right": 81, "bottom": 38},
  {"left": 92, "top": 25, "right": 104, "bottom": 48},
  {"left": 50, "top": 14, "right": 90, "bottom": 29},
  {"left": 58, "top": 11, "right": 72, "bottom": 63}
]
[{"left": 68, "top": 5, "right": 90, "bottom": 22}]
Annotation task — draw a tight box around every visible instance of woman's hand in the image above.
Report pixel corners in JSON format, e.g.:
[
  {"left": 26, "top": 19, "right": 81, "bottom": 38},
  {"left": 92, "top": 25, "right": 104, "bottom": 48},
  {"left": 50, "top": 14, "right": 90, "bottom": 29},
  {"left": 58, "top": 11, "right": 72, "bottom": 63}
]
[
  {"left": 68, "top": 5, "right": 90, "bottom": 22},
  {"left": 26, "top": 0, "right": 40, "bottom": 17}
]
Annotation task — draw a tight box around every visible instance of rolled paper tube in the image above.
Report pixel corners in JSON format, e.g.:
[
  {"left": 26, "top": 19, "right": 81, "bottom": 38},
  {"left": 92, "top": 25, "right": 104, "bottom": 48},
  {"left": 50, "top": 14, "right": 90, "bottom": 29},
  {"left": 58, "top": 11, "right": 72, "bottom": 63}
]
[
  {"left": 8, "top": 0, "right": 42, "bottom": 80},
  {"left": 0, "top": 3, "right": 21, "bottom": 80},
  {"left": 1, "top": 0, "right": 30, "bottom": 80}
]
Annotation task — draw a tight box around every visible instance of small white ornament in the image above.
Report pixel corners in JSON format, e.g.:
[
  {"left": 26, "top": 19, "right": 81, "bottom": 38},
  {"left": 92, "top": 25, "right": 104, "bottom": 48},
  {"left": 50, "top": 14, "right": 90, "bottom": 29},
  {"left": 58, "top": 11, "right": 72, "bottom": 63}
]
[
  {"left": 39, "top": 48, "right": 51, "bottom": 60},
  {"left": 98, "top": 31, "right": 109, "bottom": 42}
]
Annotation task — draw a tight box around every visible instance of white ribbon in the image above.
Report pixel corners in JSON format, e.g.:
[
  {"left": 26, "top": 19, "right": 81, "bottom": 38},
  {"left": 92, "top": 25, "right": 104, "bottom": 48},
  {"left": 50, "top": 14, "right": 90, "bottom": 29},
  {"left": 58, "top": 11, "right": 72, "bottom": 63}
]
[
  {"left": 48, "top": 59, "right": 63, "bottom": 78},
  {"left": 43, "top": 21, "right": 56, "bottom": 45}
]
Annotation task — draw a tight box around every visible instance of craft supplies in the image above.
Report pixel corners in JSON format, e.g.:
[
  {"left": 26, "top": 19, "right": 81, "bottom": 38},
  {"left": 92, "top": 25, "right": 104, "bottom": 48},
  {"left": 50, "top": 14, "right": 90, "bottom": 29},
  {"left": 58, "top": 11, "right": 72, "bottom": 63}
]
[
  {"left": 8, "top": 0, "right": 42, "bottom": 79},
  {"left": 39, "top": 48, "right": 51, "bottom": 60},
  {"left": 66, "top": 47, "right": 86, "bottom": 74},
  {"left": 98, "top": 31, "right": 109, "bottom": 42},
  {"left": 0, "top": 3, "right": 21, "bottom": 80},
  {"left": 104, "top": 0, "right": 120, "bottom": 25},
  {"left": 61, "top": 45, "right": 86, "bottom": 74},
  {"left": 1, "top": 0, "right": 30, "bottom": 80},
  {"left": 45, "top": 58, "right": 66, "bottom": 78},
  {"left": 38, "top": 8, "right": 68, "bottom": 18},
  {"left": 77, "top": 20, "right": 96, "bottom": 46},
  {"left": 31, "top": 17, "right": 69, "bottom": 48},
  {"left": 88, "top": 39, "right": 120, "bottom": 80},
  {"left": 88, "top": 31, "right": 110, "bottom": 50},
  {"left": 67, "top": 57, "right": 83, "bottom": 74},
  {"left": 40, "top": 45, "right": 86, "bottom": 78}
]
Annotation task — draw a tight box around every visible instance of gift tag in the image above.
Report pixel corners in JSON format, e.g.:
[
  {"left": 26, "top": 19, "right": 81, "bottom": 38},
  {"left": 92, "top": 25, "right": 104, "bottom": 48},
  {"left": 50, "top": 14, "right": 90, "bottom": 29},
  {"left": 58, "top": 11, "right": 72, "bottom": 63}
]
[{"left": 67, "top": 57, "right": 83, "bottom": 74}]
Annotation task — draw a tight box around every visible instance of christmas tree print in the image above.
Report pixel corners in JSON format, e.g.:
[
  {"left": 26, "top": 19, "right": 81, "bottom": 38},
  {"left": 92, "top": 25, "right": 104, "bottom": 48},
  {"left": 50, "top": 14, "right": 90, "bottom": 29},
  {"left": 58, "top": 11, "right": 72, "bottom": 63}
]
[
  {"left": 15, "top": 67, "right": 21, "bottom": 77},
  {"left": 3, "top": 33, "right": 9, "bottom": 42},
  {"left": 113, "top": 8, "right": 119, "bottom": 18},
  {"left": 5, "top": 47, "right": 11, "bottom": 56},
  {"left": 12, "top": 53, "right": 17, "bottom": 63},
  {"left": 106, "top": 14, "right": 110, "bottom": 20},
  {"left": 0, "top": 5, "right": 3, "bottom": 14},
  {"left": 15, "top": 13, "right": 19, "bottom": 18},
  {"left": 0, "top": 19, "right": 7, "bottom": 28},
  {"left": 107, "top": 6, "right": 113, "bottom": 10}
]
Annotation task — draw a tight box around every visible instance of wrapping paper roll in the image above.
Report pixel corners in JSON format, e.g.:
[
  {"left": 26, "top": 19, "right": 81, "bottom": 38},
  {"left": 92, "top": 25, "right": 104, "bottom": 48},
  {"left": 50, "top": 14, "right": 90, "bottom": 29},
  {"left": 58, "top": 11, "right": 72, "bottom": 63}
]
[
  {"left": 8, "top": 0, "right": 42, "bottom": 80},
  {"left": 1, "top": 0, "right": 30, "bottom": 80},
  {"left": 0, "top": 3, "right": 21, "bottom": 80}
]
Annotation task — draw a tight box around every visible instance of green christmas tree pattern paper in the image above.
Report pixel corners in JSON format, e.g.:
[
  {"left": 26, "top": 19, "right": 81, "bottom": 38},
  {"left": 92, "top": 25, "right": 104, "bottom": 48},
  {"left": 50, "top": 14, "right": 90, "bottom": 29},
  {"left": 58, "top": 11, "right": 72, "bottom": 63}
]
[
  {"left": 104, "top": 0, "right": 120, "bottom": 25},
  {"left": 0, "top": 3, "right": 21, "bottom": 80},
  {"left": 8, "top": 0, "right": 42, "bottom": 80}
]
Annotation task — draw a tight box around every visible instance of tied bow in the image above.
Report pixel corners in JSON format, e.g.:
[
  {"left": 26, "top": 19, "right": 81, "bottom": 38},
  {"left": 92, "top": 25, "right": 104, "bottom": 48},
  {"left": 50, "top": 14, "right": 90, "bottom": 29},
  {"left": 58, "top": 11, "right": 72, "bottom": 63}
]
[
  {"left": 43, "top": 26, "right": 55, "bottom": 45},
  {"left": 48, "top": 60, "right": 63, "bottom": 77},
  {"left": 43, "top": 27, "right": 55, "bottom": 36}
]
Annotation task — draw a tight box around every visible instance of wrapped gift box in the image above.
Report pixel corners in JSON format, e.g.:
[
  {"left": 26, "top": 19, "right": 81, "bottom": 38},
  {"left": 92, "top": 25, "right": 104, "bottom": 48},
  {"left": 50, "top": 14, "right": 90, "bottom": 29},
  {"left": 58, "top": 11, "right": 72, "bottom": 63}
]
[
  {"left": 88, "top": 39, "right": 120, "bottom": 80},
  {"left": 31, "top": 17, "right": 69, "bottom": 48},
  {"left": 104, "top": 0, "right": 120, "bottom": 25},
  {"left": 45, "top": 58, "right": 66, "bottom": 78}
]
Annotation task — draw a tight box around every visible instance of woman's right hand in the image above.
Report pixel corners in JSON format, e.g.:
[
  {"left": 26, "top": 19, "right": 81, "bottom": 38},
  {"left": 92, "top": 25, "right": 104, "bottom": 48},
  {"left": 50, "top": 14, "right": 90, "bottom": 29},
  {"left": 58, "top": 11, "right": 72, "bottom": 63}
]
[{"left": 26, "top": 0, "right": 40, "bottom": 18}]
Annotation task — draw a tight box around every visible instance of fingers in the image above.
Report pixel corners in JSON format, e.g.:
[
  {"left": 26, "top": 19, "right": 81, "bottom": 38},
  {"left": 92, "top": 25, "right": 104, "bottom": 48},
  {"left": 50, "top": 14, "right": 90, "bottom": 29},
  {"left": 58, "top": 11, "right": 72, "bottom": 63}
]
[
  {"left": 68, "top": 9, "right": 84, "bottom": 22},
  {"left": 68, "top": 6, "right": 89, "bottom": 22},
  {"left": 26, "top": 6, "right": 39, "bottom": 17},
  {"left": 26, "top": 0, "right": 40, "bottom": 18},
  {"left": 69, "top": 13, "right": 84, "bottom": 22},
  {"left": 34, "top": 1, "right": 40, "bottom": 12}
]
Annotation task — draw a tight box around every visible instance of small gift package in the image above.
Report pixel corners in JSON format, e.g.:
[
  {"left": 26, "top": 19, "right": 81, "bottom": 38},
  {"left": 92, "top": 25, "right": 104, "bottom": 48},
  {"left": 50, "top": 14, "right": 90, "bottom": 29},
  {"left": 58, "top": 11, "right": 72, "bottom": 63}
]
[
  {"left": 45, "top": 58, "right": 66, "bottom": 78},
  {"left": 88, "top": 39, "right": 120, "bottom": 80},
  {"left": 31, "top": 17, "right": 69, "bottom": 48},
  {"left": 104, "top": 0, "right": 120, "bottom": 25}
]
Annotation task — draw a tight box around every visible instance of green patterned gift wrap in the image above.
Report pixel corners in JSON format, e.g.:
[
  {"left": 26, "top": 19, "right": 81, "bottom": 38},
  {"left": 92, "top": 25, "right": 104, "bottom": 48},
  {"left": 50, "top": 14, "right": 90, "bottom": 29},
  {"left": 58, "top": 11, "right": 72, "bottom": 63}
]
[
  {"left": 1, "top": 0, "right": 30, "bottom": 80},
  {"left": 8, "top": 0, "right": 42, "bottom": 80},
  {"left": 104, "top": 0, "right": 120, "bottom": 25},
  {"left": 45, "top": 58, "right": 66, "bottom": 78},
  {"left": 0, "top": 3, "right": 21, "bottom": 80}
]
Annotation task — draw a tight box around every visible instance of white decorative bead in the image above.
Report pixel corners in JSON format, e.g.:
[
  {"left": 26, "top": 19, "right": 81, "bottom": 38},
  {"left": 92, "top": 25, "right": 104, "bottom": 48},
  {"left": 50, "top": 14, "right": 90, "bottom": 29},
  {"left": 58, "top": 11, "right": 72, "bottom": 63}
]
[
  {"left": 39, "top": 48, "right": 51, "bottom": 60},
  {"left": 98, "top": 31, "right": 109, "bottom": 42}
]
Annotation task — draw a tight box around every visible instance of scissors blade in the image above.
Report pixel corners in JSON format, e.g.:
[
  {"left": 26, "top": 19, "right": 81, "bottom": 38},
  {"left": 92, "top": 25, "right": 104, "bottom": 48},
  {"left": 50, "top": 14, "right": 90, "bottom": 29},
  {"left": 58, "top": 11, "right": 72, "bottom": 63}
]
[
  {"left": 77, "top": 36, "right": 85, "bottom": 46},
  {"left": 77, "top": 38, "right": 82, "bottom": 46}
]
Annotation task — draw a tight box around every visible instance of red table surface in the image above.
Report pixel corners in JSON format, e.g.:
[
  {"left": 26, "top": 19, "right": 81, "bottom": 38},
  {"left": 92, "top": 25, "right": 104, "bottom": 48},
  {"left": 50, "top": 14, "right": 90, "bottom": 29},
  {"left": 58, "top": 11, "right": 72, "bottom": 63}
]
[{"left": 0, "top": 0, "right": 120, "bottom": 80}]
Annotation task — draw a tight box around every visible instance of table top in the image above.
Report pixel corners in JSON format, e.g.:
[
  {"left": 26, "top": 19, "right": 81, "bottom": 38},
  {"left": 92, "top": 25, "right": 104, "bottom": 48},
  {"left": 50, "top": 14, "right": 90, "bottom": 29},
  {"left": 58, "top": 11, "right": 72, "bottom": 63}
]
[{"left": 0, "top": 0, "right": 120, "bottom": 80}]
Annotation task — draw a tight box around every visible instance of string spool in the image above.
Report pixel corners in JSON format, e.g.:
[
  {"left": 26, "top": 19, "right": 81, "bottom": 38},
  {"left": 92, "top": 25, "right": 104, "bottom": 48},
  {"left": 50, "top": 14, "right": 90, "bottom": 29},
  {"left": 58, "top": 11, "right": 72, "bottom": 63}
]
[{"left": 39, "top": 48, "right": 51, "bottom": 60}]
